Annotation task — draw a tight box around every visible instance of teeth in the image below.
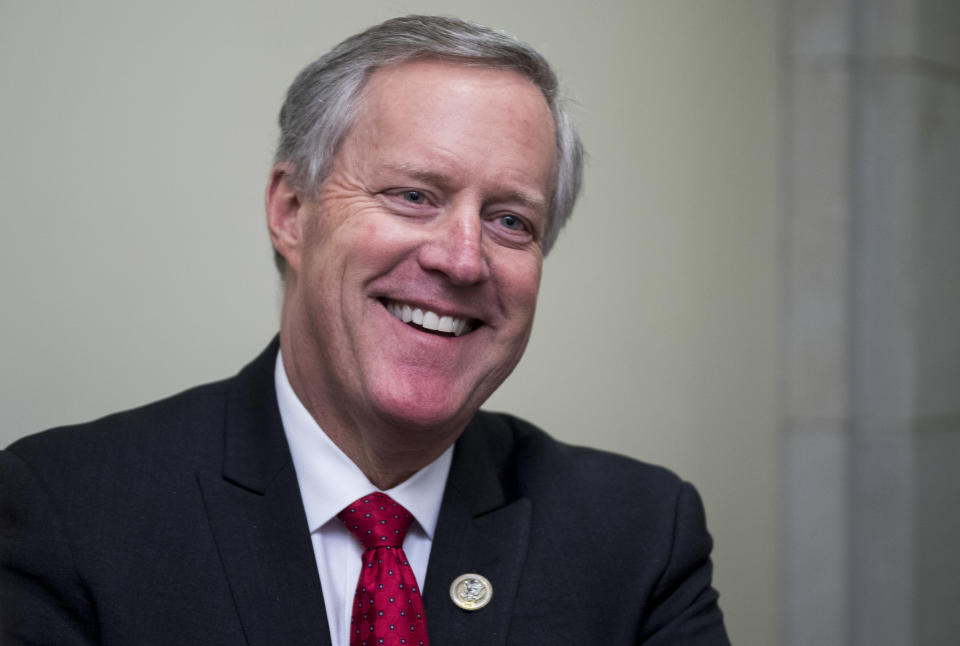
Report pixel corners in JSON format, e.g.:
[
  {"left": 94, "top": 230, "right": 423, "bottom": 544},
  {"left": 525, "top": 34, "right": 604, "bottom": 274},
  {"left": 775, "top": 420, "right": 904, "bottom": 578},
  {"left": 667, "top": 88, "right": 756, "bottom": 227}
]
[{"left": 384, "top": 300, "right": 471, "bottom": 337}]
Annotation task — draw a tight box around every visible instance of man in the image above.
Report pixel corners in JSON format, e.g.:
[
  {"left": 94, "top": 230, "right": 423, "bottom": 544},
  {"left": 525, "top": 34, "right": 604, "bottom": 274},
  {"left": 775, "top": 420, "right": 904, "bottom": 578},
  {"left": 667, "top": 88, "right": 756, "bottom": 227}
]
[{"left": 0, "top": 15, "right": 730, "bottom": 645}]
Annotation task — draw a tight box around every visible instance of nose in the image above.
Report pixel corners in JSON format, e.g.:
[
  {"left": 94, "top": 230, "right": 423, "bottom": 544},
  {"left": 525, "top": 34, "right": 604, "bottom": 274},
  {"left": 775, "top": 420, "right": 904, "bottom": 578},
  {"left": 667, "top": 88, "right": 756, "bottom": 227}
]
[{"left": 417, "top": 203, "right": 490, "bottom": 286}]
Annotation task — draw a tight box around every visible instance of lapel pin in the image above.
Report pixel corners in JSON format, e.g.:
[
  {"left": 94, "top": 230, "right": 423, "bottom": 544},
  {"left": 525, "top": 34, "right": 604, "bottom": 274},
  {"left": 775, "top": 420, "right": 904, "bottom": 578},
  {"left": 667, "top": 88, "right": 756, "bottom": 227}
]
[{"left": 449, "top": 573, "right": 492, "bottom": 610}]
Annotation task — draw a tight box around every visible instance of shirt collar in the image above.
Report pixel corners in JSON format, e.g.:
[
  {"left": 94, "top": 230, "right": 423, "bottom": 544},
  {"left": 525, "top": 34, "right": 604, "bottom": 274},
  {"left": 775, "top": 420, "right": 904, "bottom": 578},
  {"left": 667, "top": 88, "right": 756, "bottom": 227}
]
[{"left": 274, "top": 350, "right": 452, "bottom": 538}]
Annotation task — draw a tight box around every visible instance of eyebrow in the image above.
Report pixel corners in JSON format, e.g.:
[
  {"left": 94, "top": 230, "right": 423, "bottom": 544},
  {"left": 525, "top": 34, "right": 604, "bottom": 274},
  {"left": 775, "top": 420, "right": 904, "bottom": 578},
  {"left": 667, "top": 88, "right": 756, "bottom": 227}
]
[{"left": 386, "top": 162, "right": 548, "bottom": 213}]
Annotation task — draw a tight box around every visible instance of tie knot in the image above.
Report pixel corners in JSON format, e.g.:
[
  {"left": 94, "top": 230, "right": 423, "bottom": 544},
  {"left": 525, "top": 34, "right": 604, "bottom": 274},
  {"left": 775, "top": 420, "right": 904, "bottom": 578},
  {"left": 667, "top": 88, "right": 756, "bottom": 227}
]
[{"left": 337, "top": 492, "right": 414, "bottom": 551}]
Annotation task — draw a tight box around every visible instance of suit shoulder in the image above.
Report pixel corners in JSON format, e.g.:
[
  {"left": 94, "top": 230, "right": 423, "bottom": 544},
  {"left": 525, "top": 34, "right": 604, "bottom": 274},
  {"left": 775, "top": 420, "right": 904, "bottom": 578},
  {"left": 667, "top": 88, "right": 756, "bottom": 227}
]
[
  {"left": 472, "top": 410, "right": 686, "bottom": 498},
  {"left": 470, "top": 412, "right": 727, "bottom": 644},
  {"left": 5, "top": 377, "right": 232, "bottom": 472}
]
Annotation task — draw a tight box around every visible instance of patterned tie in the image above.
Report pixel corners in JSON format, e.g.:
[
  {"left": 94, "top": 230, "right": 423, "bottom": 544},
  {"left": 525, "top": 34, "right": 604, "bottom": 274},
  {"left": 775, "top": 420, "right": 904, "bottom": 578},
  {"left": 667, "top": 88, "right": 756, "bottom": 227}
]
[{"left": 338, "top": 492, "right": 430, "bottom": 646}]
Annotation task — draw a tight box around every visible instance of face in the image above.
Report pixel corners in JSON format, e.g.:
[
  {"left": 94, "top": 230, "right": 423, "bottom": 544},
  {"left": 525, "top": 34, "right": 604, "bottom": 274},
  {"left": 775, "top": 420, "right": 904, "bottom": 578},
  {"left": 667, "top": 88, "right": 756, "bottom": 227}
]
[{"left": 272, "top": 60, "right": 557, "bottom": 436}]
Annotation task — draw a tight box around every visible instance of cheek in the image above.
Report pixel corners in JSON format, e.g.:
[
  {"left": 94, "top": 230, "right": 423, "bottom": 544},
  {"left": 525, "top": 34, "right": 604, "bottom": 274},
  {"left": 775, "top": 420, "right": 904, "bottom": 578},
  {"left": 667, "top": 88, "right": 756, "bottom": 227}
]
[
  {"left": 497, "top": 256, "right": 543, "bottom": 322},
  {"left": 305, "top": 207, "right": 386, "bottom": 270},
  {"left": 338, "top": 218, "right": 413, "bottom": 276}
]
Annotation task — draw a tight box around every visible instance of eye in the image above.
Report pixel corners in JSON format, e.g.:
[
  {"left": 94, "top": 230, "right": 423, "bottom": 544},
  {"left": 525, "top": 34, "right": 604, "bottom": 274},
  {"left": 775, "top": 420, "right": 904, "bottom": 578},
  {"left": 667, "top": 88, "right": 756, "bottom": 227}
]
[
  {"left": 402, "top": 190, "right": 426, "bottom": 204},
  {"left": 498, "top": 214, "right": 526, "bottom": 231}
]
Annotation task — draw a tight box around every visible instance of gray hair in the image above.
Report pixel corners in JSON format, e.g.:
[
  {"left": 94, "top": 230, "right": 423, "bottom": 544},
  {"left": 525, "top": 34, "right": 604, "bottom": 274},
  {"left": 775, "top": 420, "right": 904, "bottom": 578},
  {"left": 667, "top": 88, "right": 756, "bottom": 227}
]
[{"left": 273, "top": 14, "right": 583, "bottom": 270}]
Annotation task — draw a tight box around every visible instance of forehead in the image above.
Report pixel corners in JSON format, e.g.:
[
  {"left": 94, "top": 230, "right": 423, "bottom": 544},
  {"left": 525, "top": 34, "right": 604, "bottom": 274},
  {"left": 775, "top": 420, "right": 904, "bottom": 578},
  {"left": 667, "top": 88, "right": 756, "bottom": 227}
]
[
  {"left": 356, "top": 59, "right": 552, "bottom": 137},
  {"left": 343, "top": 59, "right": 557, "bottom": 192}
]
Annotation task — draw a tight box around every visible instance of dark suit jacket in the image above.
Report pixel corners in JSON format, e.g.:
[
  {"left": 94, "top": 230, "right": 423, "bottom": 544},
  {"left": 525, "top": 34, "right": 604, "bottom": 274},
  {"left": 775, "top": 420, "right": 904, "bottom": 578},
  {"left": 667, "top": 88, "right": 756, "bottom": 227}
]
[{"left": 1, "top": 339, "right": 729, "bottom": 645}]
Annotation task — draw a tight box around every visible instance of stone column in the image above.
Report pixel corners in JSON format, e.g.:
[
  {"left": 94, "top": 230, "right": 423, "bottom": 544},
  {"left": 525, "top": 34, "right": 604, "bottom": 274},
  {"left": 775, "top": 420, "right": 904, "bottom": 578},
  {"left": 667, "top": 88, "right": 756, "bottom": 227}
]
[{"left": 781, "top": 1, "right": 960, "bottom": 645}]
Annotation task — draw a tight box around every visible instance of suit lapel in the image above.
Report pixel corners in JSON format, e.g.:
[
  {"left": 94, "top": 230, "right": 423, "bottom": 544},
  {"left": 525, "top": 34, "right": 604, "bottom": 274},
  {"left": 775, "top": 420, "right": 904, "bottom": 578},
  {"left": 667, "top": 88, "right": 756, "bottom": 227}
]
[
  {"left": 423, "top": 415, "right": 531, "bottom": 646},
  {"left": 197, "top": 340, "right": 331, "bottom": 646}
]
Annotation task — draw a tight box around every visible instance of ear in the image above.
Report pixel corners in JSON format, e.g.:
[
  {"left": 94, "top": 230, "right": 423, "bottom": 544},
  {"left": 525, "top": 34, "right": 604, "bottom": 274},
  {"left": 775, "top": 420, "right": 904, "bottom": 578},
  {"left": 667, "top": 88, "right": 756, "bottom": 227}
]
[{"left": 266, "top": 163, "right": 305, "bottom": 275}]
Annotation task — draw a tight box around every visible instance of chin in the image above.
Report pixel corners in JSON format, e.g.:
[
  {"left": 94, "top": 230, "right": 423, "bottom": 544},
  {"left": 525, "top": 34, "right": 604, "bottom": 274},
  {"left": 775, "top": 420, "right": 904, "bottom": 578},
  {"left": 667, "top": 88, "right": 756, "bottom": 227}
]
[{"left": 367, "top": 382, "right": 479, "bottom": 434}]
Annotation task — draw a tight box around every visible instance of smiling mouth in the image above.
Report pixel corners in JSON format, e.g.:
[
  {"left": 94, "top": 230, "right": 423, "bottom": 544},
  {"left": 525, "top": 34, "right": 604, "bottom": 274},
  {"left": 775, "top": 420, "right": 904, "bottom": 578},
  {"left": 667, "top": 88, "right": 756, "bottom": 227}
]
[{"left": 381, "top": 299, "right": 478, "bottom": 337}]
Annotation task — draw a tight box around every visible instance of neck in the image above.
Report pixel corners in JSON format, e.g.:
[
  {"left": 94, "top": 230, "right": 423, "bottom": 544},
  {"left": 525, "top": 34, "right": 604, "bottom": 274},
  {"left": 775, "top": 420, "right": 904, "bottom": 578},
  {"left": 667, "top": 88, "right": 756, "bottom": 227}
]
[{"left": 323, "top": 423, "right": 453, "bottom": 490}]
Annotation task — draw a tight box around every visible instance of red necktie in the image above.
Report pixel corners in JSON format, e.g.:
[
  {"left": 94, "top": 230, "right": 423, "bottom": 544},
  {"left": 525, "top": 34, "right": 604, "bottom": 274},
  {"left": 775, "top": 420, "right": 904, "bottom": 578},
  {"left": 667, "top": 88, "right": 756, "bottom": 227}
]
[{"left": 338, "top": 492, "right": 430, "bottom": 646}]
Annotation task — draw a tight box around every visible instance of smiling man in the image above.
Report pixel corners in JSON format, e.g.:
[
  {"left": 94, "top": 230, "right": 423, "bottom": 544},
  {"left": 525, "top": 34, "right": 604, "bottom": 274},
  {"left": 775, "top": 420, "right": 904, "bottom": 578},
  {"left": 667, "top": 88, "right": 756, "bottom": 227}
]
[{"left": 1, "top": 16, "right": 729, "bottom": 646}]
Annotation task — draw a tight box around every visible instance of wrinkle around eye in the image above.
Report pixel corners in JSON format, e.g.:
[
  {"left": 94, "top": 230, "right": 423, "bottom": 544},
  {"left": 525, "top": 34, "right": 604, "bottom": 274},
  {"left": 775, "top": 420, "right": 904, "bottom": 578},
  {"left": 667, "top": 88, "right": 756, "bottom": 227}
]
[
  {"left": 484, "top": 213, "right": 539, "bottom": 248},
  {"left": 378, "top": 188, "right": 440, "bottom": 216}
]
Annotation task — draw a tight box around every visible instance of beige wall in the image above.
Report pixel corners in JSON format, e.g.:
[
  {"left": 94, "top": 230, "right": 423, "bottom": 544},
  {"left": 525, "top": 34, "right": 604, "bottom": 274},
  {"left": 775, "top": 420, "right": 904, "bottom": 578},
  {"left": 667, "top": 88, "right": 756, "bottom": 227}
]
[{"left": 0, "top": 2, "right": 779, "bottom": 644}]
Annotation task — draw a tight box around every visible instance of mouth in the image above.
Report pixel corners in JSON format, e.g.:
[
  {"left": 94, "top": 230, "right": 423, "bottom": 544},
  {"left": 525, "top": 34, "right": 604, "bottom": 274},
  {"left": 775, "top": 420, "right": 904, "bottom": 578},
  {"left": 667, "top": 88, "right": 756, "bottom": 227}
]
[{"left": 380, "top": 299, "right": 479, "bottom": 337}]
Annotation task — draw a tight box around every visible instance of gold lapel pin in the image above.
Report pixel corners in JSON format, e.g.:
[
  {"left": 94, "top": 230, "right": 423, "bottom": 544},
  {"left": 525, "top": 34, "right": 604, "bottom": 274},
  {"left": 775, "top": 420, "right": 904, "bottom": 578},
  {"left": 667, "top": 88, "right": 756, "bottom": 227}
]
[{"left": 449, "top": 573, "right": 493, "bottom": 610}]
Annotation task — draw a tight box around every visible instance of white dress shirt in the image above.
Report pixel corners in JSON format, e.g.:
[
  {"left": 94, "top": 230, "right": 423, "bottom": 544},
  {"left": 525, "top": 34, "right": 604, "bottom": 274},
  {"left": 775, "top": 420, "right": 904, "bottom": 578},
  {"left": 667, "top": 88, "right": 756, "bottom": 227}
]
[{"left": 274, "top": 352, "right": 453, "bottom": 646}]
